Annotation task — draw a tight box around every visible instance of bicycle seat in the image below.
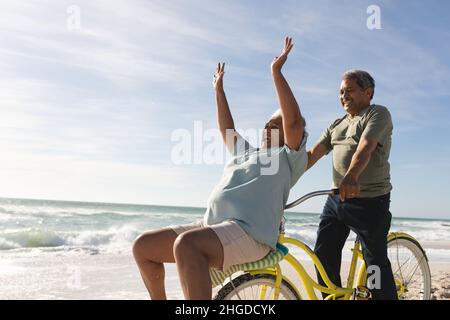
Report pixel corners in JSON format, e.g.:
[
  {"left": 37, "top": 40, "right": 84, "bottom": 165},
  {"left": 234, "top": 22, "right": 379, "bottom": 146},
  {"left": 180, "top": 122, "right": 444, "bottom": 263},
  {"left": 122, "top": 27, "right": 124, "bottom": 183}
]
[{"left": 209, "top": 242, "right": 289, "bottom": 288}]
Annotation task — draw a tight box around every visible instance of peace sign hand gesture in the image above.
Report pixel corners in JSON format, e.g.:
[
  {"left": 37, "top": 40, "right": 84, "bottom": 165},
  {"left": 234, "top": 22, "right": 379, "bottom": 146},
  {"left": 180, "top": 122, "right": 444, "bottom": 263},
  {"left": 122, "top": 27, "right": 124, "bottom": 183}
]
[
  {"left": 213, "top": 62, "right": 225, "bottom": 91},
  {"left": 271, "top": 37, "right": 294, "bottom": 73}
]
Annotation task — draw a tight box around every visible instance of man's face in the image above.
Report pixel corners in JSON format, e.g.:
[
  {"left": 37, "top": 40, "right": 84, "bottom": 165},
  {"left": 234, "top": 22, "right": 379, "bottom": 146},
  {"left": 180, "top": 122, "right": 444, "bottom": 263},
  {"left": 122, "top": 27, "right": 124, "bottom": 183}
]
[
  {"left": 262, "top": 115, "right": 284, "bottom": 148},
  {"left": 340, "top": 78, "right": 372, "bottom": 115}
]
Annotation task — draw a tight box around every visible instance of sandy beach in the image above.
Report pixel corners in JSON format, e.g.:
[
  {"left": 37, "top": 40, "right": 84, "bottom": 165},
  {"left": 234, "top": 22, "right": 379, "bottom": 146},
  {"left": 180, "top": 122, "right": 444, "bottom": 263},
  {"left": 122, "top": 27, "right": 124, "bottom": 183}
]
[{"left": 1, "top": 243, "right": 449, "bottom": 300}]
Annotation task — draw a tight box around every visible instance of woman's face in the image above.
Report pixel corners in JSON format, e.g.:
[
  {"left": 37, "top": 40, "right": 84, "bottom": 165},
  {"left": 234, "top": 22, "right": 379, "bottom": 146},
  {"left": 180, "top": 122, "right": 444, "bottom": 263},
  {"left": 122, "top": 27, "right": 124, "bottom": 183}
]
[{"left": 262, "top": 115, "right": 284, "bottom": 148}]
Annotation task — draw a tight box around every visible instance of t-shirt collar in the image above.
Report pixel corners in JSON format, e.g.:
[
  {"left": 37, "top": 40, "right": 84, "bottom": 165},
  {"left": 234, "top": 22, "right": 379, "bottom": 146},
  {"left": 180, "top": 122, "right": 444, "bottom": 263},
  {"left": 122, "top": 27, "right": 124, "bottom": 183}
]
[{"left": 347, "top": 104, "right": 372, "bottom": 120}]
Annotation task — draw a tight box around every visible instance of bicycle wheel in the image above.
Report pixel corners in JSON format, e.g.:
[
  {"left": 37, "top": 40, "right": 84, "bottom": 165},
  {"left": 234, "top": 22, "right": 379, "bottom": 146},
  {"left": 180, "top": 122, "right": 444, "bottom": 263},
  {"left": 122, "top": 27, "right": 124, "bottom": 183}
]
[
  {"left": 387, "top": 236, "right": 431, "bottom": 300},
  {"left": 213, "top": 273, "right": 300, "bottom": 300}
]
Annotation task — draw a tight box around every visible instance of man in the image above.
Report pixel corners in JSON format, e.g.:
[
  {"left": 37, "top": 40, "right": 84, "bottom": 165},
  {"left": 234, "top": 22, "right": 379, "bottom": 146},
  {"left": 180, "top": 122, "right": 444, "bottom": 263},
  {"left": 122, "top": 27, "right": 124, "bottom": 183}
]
[{"left": 307, "top": 70, "right": 397, "bottom": 300}]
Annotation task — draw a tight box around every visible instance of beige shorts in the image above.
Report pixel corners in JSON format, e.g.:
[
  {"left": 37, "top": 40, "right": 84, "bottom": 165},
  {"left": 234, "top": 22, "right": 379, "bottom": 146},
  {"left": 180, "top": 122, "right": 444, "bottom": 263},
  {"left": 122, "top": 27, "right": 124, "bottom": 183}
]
[{"left": 169, "top": 219, "right": 271, "bottom": 273}]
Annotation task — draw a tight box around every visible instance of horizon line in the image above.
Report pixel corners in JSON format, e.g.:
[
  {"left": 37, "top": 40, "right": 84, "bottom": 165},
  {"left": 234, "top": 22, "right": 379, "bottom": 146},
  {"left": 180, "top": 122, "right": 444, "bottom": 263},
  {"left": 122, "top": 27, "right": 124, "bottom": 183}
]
[{"left": 0, "top": 195, "right": 449, "bottom": 222}]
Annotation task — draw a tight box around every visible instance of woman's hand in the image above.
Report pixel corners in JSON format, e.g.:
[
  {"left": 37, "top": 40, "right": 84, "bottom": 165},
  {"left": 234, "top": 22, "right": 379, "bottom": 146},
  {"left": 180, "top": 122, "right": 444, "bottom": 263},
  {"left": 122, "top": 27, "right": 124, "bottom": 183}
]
[
  {"left": 271, "top": 37, "right": 293, "bottom": 74},
  {"left": 213, "top": 62, "right": 225, "bottom": 91}
]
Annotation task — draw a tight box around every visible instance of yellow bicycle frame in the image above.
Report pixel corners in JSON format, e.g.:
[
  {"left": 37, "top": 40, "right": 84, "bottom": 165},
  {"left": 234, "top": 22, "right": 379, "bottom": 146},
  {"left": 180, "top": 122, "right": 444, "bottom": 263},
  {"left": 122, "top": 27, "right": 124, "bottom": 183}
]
[
  {"left": 248, "top": 231, "right": 419, "bottom": 300},
  {"left": 241, "top": 189, "right": 426, "bottom": 300},
  {"left": 248, "top": 234, "right": 359, "bottom": 300}
]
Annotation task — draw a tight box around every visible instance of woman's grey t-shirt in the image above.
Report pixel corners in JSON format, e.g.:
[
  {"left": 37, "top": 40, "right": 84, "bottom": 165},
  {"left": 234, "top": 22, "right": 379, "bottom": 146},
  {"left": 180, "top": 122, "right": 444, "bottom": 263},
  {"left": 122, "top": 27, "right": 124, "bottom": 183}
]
[{"left": 204, "top": 132, "right": 308, "bottom": 249}]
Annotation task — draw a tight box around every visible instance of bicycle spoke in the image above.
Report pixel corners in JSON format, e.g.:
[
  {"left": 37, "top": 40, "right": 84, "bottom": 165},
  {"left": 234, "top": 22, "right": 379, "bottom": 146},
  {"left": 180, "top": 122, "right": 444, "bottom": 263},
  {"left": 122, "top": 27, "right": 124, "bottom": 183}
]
[
  {"left": 392, "top": 254, "right": 412, "bottom": 275},
  {"left": 395, "top": 239, "right": 405, "bottom": 283},
  {"left": 386, "top": 238, "right": 430, "bottom": 300},
  {"left": 404, "top": 255, "right": 426, "bottom": 286}
]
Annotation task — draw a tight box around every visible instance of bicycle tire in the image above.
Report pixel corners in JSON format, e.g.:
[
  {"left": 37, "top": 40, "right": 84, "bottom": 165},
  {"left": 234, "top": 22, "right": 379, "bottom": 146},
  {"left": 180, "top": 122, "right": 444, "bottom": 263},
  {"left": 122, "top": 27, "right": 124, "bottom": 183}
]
[
  {"left": 213, "top": 273, "right": 300, "bottom": 300},
  {"left": 387, "top": 236, "right": 432, "bottom": 300}
]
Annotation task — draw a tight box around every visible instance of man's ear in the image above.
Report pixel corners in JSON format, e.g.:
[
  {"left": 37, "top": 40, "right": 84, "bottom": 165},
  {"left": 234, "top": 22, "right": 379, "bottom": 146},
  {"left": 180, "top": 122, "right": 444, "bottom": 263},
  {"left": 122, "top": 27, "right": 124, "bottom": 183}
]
[{"left": 365, "top": 87, "right": 374, "bottom": 100}]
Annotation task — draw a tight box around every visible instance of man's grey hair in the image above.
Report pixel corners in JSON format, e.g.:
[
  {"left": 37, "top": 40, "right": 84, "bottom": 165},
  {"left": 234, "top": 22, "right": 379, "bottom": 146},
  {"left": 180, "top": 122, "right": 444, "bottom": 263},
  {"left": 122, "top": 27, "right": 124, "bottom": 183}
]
[{"left": 342, "top": 70, "right": 375, "bottom": 99}]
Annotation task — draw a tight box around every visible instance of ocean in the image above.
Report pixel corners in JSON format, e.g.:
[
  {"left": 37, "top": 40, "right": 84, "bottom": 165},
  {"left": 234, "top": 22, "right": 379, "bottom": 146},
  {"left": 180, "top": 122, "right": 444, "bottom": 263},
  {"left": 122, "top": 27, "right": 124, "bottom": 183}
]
[
  {"left": 1, "top": 197, "right": 449, "bottom": 299},
  {"left": 1, "top": 197, "right": 449, "bottom": 258}
]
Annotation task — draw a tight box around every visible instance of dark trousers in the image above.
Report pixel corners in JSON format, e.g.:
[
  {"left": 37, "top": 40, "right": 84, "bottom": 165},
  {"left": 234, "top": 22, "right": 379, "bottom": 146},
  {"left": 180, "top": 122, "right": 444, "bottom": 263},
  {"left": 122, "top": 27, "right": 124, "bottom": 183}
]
[{"left": 313, "top": 193, "right": 398, "bottom": 300}]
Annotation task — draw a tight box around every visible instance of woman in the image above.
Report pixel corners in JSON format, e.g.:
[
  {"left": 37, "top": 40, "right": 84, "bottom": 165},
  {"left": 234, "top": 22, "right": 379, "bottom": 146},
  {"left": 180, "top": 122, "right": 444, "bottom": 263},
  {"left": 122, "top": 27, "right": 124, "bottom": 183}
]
[{"left": 133, "top": 37, "right": 308, "bottom": 300}]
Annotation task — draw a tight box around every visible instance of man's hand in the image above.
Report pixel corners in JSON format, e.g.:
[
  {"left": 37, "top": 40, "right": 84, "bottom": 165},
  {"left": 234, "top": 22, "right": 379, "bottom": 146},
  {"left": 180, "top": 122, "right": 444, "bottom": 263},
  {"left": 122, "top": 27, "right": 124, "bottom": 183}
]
[
  {"left": 339, "top": 174, "right": 360, "bottom": 201},
  {"left": 213, "top": 62, "right": 225, "bottom": 91},
  {"left": 339, "top": 136, "right": 378, "bottom": 201},
  {"left": 271, "top": 37, "right": 293, "bottom": 74}
]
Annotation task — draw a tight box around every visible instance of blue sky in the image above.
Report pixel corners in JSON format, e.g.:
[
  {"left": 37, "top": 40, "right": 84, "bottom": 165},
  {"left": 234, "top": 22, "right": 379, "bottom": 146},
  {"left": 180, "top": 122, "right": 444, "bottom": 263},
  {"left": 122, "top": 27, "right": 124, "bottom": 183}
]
[{"left": 0, "top": 0, "right": 449, "bottom": 219}]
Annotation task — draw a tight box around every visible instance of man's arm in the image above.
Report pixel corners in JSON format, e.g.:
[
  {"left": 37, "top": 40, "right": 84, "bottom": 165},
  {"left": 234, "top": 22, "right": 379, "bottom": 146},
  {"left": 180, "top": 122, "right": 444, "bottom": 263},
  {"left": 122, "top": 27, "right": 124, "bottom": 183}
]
[
  {"left": 339, "top": 136, "right": 378, "bottom": 201},
  {"left": 271, "top": 37, "right": 304, "bottom": 150},
  {"left": 213, "top": 63, "right": 237, "bottom": 153},
  {"left": 306, "top": 143, "right": 328, "bottom": 170}
]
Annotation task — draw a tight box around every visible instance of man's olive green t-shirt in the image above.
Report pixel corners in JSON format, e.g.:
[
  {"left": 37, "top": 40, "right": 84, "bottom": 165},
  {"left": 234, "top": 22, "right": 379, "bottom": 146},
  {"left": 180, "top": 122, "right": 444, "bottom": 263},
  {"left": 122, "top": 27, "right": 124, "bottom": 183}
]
[{"left": 317, "top": 104, "right": 393, "bottom": 198}]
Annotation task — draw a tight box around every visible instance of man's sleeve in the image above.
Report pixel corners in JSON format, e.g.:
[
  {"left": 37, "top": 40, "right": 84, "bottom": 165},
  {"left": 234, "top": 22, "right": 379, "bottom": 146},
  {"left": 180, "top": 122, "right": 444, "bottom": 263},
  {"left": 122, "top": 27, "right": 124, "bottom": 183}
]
[
  {"left": 361, "top": 107, "right": 393, "bottom": 145},
  {"left": 316, "top": 125, "right": 333, "bottom": 154}
]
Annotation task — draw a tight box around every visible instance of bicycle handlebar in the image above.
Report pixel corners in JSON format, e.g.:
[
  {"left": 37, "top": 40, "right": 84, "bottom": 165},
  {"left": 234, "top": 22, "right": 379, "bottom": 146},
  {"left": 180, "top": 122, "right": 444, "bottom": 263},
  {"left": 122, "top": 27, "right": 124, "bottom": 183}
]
[{"left": 284, "top": 188, "right": 339, "bottom": 210}]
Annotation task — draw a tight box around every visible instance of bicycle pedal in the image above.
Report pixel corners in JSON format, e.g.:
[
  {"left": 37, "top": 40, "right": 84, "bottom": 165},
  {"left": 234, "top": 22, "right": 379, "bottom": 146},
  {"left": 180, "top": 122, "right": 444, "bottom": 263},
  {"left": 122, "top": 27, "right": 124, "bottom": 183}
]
[{"left": 353, "top": 286, "right": 372, "bottom": 300}]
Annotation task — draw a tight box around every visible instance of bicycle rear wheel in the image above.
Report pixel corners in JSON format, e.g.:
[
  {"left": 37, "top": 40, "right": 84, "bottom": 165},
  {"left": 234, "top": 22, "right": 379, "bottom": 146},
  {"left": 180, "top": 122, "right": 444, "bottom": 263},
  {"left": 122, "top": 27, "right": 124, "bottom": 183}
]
[
  {"left": 213, "top": 273, "right": 300, "bottom": 300},
  {"left": 387, "top": 236, "right": 431, "bottom": 300}
]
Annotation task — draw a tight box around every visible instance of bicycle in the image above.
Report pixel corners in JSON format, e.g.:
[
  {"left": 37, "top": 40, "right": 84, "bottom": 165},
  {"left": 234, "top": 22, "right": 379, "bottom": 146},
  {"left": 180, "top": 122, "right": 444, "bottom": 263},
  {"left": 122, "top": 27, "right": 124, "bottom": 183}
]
[{"left": 213, "top": 189, "right": 432, "bottom": 300}]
